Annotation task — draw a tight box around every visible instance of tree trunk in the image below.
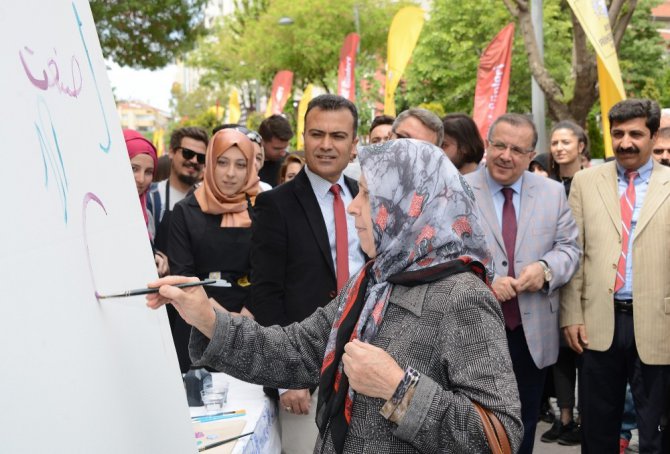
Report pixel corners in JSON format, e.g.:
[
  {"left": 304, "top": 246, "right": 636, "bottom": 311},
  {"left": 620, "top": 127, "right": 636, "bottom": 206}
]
[{"left": 502, "top": 0, "right": 637, "bottom": 126}]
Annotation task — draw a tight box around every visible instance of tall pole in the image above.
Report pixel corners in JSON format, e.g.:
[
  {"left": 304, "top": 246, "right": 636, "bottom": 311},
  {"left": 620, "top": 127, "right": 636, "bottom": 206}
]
[{"left": 531, "top": 0, "right": 547, "bottom": 154}]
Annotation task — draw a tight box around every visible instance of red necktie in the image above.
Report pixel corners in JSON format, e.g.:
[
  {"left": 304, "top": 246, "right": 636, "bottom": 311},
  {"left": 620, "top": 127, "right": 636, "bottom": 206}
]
[
  {"left": 614, "top": 170, "right": 639, "bottom": 292},
  {"left": 330, "top": 184, "right": 349, "bottom": 291},
  {"left": 501, "top": 187, "right": 522, "bottom": 330}
]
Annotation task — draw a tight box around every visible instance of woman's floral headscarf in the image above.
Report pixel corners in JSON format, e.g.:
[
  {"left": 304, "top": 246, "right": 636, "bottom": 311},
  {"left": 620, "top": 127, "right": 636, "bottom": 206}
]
[{"left": 317, "top": 138, "right": 493, "bottom": 453}]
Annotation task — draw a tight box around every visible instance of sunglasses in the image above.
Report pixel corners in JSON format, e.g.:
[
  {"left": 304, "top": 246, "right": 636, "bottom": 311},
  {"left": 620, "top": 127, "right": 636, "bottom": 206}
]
[{"left": 179, "top": 147, "right": 206, "bottom": 164}]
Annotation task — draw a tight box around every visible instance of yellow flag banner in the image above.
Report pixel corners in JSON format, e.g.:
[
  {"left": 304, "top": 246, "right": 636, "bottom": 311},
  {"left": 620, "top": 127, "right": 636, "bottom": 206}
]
[
  {"left": 597, "top": 56, "right": 624, "bottom": 157},
  {"left": 228, "top": 88, "right": 241, "bottom": 124},
  {"left": 152, "top": 128, "right": 165, "bottom": 156},
  {"left": 566, "top": 0, "right": 625, "bottom": 157},
  {"left": 384, "top": 6, "right": 424, "bottom": 116},
  {"left": 297, "top": 84, "right": 314, "bottom": 151}
]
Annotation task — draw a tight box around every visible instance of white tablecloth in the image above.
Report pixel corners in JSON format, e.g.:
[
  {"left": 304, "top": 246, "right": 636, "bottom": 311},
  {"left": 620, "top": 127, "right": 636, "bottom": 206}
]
[{"left": 190, "top": 373, "right": 281, "bottom": 454}]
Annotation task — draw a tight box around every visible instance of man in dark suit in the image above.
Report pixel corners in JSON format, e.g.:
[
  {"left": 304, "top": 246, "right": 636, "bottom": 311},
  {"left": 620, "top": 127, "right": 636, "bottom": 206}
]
[{"left": 247, "top": 94, "right": 365, "bottom": 453}]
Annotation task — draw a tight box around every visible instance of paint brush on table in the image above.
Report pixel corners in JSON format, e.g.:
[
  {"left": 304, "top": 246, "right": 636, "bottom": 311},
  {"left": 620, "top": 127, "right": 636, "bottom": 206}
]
[
  {"left": 191, "top": 409, "right": 246, "bottom": 420},
  {"left": 198, "top": 432, "right": 254, "bottom": 452},
  {"left": 192, "top": 410, "right": 247, "bottom": 423},
  {"left": 97, "top": 279, "right": 223, "bottom": 299}
]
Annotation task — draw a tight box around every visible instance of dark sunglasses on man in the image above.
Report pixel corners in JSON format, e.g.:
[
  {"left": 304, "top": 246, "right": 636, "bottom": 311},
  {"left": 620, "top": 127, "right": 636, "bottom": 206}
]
[{"left": 178, "top": 147, "right": 206, "bottom": 165}]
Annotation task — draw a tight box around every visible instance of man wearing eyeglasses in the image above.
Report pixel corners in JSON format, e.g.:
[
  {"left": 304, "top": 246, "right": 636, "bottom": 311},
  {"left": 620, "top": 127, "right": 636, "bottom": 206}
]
[{"left": 465, "top": 113, "right": 580, "bottom": 454}]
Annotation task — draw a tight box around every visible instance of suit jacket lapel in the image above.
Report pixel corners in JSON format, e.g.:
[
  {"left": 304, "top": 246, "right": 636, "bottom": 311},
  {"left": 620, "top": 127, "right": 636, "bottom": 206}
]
[
  {"left": 469, "top": 169, "right": 506, "bottom": 254},
  {"left": 515, "top": 173, "right": 536, "bottom": 257},
  {"left": 596, "top": 163, "right": 622, "bottom": 235},
  {"left": 344, "top": 175, "right": 359, "bottom": 197},
  {"left": 634, "top": 163, "right": 670, "bottom": 240},
  {"left": 293, "top": 170, "right": 336, "bottom": 277}
]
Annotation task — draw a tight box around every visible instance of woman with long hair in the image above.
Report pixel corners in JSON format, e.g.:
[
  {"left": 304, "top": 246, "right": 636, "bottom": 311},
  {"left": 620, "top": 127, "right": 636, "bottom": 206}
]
[
  {"left": 539, "top": 120, "right": 588, "bottom": 446},
  {"left": 548, "top": 120, "right": 588, "bottom": 195}
]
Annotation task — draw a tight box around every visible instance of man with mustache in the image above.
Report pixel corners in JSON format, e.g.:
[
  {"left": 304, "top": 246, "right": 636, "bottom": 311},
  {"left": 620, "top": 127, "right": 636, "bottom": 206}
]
[
  {"left": 465, "top": 113, "right": 580, "bottom": 454},
  {"left": 652, "top": 127, "right": 670, "bottom": 167},
  {"left": 561, "top": 99, "right": 670, "bottom": 453}
]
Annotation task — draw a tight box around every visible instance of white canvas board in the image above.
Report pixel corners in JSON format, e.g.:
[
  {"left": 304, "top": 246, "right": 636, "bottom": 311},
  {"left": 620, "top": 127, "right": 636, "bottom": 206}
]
[{"left": 0, "top": 1, "right": 196, "bottom": 452}]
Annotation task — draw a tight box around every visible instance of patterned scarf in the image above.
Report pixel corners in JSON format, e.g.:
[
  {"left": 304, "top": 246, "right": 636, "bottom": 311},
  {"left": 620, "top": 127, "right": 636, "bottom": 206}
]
[{"left": 317, "top": 139, "right": 493, "bottom": 453}]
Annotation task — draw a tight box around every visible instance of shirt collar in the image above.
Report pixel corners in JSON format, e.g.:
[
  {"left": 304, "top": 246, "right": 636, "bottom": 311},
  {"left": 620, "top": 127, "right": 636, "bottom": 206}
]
[
  {"left": 485, "top": 167, "right": 524, "bottom": 196},
  {"left": 616, "top": 157, "right": 653, "bottom": 182},
  {"left": 304, "top": 165, "right": 346, "bottom": 199}
]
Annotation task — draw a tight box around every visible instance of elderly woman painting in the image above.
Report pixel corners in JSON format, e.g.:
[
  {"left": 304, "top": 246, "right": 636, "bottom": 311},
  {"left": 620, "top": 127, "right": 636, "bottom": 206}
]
[{"left": 148, "top": 139, "right": 522, "bottom": 453}]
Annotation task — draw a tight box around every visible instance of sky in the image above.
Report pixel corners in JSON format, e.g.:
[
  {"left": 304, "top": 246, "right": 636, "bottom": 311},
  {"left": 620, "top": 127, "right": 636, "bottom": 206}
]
[{"left": 105, "top": 61, "right": 176, "bottom": 112}]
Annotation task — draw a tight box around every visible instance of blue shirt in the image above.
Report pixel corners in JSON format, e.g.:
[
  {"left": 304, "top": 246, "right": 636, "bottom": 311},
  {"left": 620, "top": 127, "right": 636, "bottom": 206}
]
[
  {"left": 614, "top": 158, "right": 653, "bottom": 300},
  {"left": 485, "top": 170, "right": 523, "bottom": 226},
  {"left": 304, "top": 165, "right": 366, "bottom": 279}
]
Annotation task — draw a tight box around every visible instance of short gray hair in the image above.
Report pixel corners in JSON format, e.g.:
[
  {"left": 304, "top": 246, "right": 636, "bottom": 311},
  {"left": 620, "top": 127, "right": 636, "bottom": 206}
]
[
  {"left": 487, "top": 113, "right": 538, "bottom": 151},
  {"left": 392, "top": 108, "right": 444, "bottom": 147}
]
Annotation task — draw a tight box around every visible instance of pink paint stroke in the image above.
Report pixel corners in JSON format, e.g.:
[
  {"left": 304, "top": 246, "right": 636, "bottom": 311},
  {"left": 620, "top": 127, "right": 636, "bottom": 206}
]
[{"left": 82, "top": 192, "right": 107, "bottom": 301}]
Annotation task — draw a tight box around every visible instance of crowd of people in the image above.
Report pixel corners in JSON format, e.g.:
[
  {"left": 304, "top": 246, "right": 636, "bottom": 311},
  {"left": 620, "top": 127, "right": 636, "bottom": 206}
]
[{"left": 122, "top": 94, "right": 670, "bottom": 453}]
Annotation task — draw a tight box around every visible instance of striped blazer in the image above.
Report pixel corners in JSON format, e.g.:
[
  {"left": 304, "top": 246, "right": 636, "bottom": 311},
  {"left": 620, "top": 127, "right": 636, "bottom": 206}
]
[
  {"left": 560, "top": 160, "right": 670, "bottom": 365},
  {"left": 466, "top": 168, "right": 581, "bottom": 369}
]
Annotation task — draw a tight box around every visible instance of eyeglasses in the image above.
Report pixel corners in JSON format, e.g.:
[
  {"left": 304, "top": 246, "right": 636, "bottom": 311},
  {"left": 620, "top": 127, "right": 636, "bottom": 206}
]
[
  {"left": 653, "top": 148, "right": 670, "bottom": 155},
  {"left": 489, "top": 141, "right": 534, "bottom": 156},
  {"left": 178, "top": 147, "right": 206, "bottom": 164}
]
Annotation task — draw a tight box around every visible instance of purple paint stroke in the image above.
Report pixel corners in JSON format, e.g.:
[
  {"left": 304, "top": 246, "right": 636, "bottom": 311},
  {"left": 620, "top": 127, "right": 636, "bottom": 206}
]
[
  {"left": 35, "top": 97, "right": 69, "bottom": 223},
  {"left": 19, "top": 47, "right": 48, "bottom": 90},
  {"left": 82, "top": 192, "right": 107, "bottom": 301},
  {"left": 73, "top": 2, "right": 110, "bottom": 153},
  {"left": 19, "top": 47, "right": 83, "bottom": 97}
]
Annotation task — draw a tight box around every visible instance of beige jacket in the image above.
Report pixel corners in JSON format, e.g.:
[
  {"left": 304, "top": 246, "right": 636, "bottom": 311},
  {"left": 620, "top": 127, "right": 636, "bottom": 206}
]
[{"left": 560, "top": 160, "right": 670, "bottom": 365}]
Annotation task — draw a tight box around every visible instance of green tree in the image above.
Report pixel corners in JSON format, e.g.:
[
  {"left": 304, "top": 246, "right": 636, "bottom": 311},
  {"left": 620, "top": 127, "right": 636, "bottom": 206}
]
[
  {"left": 188, "top": 0, "right": 404, "bottom": 112},
  {"left": 404, "top": 0, "right": 578, "bottom": 117},
  {"left": 403, "top": 0, "right": 668, "bottom": 127},
  {"left": 90, "top": 0, "right": 208, "bottom": 69}
]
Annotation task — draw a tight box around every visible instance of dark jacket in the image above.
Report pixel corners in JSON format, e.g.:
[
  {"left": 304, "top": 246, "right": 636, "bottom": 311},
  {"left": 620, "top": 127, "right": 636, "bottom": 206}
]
[{"left": 247, "top": 168, "right": 359, "bottom": 327}]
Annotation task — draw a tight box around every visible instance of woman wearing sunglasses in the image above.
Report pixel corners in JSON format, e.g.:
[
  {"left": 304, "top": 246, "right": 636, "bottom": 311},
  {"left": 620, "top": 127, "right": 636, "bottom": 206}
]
[
  {"left": 123, "top": 129, "right": 169, "bottom": 277},
  {"left": 167, "top": 128, "right": 260, "bottom": 372},
  {"left": 148, "top": 139, "right": 523, "bottom": 453}
]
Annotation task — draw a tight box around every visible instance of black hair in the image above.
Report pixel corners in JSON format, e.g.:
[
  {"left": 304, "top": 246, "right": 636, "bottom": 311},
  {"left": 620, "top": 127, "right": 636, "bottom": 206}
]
[
  {"left": 305, "top": 94, "right": 358, "bottom": 137},
  {"left": 608, "top": 98, "right": 661, "bottom": 136},
  {"left": 442, "top": 113, "right": 485, "bottom": 165},
  {"left": 169, "top": 126, "right": 208, "bottom": 151},
  {"left": 258, "top": 115, "right": 293, "bottom": 142}
]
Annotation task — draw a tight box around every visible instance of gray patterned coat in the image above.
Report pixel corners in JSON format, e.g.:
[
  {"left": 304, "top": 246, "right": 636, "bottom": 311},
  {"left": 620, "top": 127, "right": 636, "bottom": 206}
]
[{"left": 190, "top": 271, "right": 523, "bottom": 453}]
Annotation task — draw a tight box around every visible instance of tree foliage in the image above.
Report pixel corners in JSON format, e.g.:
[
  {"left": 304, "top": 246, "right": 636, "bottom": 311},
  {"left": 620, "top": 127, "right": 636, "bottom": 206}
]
[
  {"left": 90, "top": 0, "right": 208, "bottom": 69},
  {"left": 188, "top": 0, "right": 403, "bottom": 106},
  {"left": 403, "top": 0, "right": 669, "bottom": 127}
]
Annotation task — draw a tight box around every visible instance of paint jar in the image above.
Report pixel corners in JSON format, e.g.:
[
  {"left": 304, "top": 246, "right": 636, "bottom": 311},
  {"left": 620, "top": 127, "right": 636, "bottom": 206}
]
[{"left": 200, "top": 383, "right": 228, "bottom": 413}]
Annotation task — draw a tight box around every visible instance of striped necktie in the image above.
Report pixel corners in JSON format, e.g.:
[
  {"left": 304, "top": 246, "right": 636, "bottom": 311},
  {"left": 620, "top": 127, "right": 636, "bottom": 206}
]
[{"left": 614, "top": 170, "right": 639, "bottom": 292}]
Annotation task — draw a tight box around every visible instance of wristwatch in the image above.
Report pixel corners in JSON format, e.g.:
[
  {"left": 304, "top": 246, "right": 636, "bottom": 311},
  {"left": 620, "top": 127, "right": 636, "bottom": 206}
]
[{"left": 539, "top": 260, "right": 553, "bottom": 282}]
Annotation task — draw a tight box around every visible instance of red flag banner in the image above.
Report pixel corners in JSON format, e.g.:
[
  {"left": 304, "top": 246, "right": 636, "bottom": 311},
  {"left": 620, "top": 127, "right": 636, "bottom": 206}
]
[
  {"left": 473, "top": 23, "right": 515, "bottom": 141},
  {"left": 337, "top": 33, "right": 359, "bottom": 102},
  {"left": 265, "top": 70, "right": 294, "bottom": 117}
]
